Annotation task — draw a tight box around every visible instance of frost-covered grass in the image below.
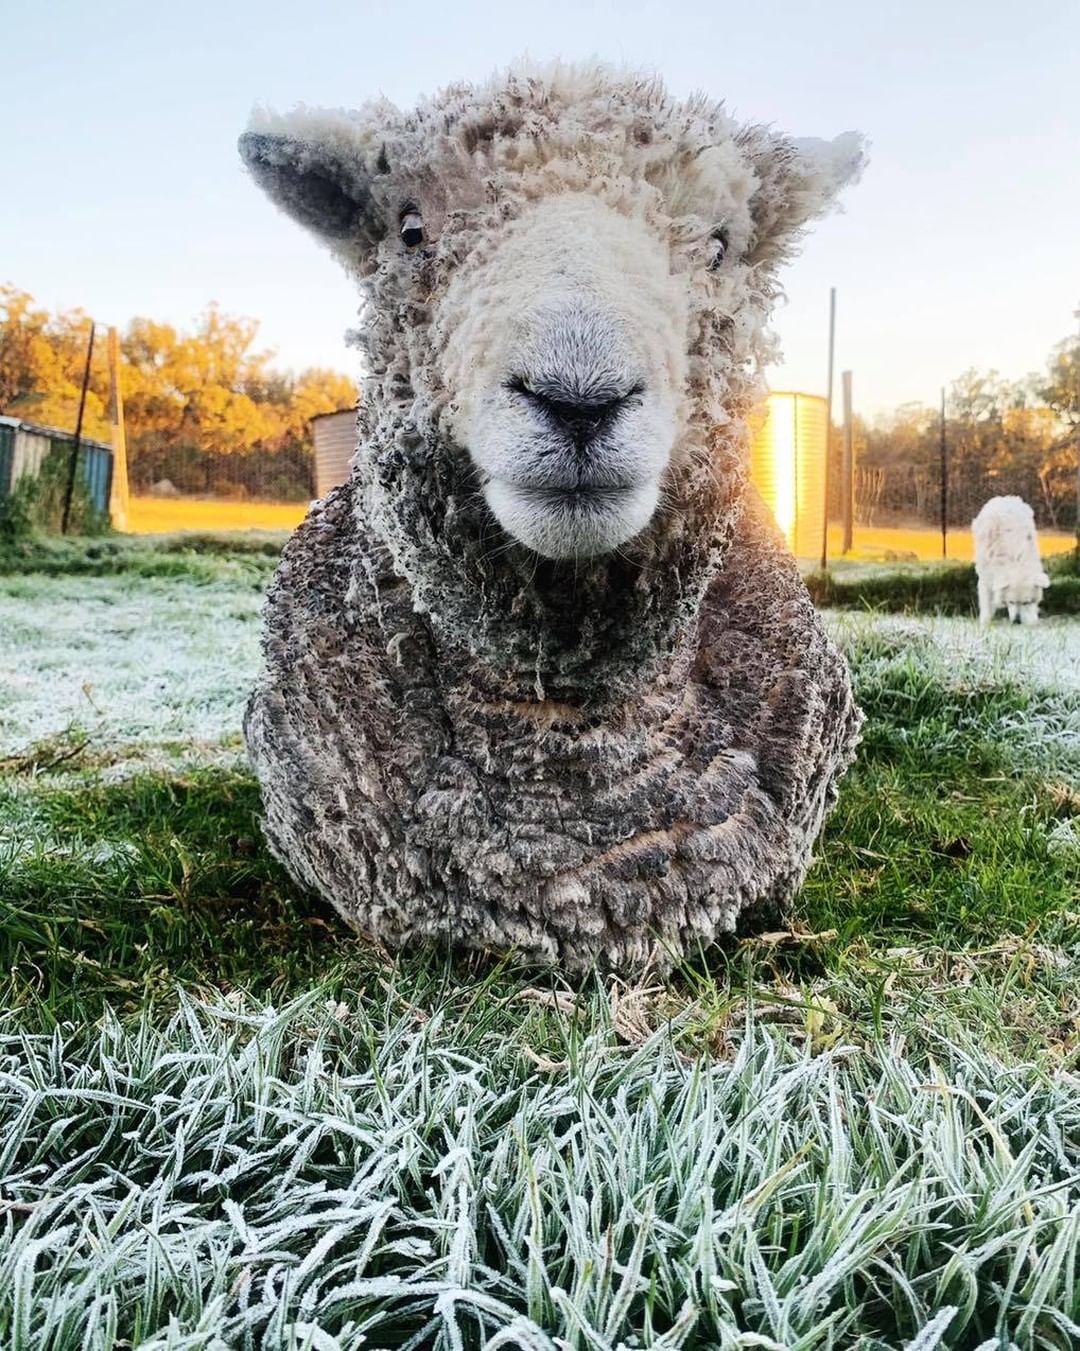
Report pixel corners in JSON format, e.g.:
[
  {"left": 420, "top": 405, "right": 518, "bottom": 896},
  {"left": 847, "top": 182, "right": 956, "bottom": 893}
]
[
  {"left": 2, "top": 992, "right": 1080, "bottom": 1350},
  {"left": 1, "top": 538, "right": 1080, "bottom": 1348},
  {"left": 0, "top": 567, "right": 268, "bottom": 765}
]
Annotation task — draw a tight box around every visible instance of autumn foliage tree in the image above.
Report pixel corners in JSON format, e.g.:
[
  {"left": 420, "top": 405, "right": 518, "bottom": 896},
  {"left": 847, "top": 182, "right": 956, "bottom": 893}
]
[
  {"left": 854, "top": 354, "right": 1079, "bottom": 531},
  {"left": 0, "top": 285, "right": 354, "bottom": 499}
]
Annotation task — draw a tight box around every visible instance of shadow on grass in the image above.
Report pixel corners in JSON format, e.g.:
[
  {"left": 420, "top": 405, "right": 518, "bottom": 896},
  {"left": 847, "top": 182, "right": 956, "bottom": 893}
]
[
  {"left": 3, "top": 712, "right": 1077, "bottom": 1039},
  {"left": 0, "top": 530, "right": 286, "bottom": 582}
]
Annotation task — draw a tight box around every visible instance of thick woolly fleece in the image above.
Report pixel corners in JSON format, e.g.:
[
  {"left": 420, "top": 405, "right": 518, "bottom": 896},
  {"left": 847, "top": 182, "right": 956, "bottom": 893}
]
[
  {"left": 242, "top": 64, "right": 865, "bottom": 970},
  {"left": 972, "top": 495, "right": 1051, "bottom": 625}
]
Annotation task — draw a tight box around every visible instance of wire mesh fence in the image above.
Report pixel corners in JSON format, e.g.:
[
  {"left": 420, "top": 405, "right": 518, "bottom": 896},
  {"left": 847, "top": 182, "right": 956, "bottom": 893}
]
[
  {"left": 853, "top": 460, "right": 1077, "bottom": 534},
  {"left": 128, "top": 443, "right": 316, "bottom": 503}
]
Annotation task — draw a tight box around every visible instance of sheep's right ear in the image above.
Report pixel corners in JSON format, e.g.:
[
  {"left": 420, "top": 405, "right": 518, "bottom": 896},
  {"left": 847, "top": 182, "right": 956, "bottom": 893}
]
[{"left": 239, "top": 112, "right": 383, "bottom": 252}]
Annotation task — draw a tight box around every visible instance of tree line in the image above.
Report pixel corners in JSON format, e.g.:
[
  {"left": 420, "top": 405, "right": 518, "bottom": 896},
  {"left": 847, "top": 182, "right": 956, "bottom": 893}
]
[
  {"left": 842, "top": 332, "right": 1080, "bottom": 530},
  {"left": 0, "top": 285, "right": 355, "bottom": 500},
  {"left": 2, "top": 284, "right": 1077, "bottom": 522}
]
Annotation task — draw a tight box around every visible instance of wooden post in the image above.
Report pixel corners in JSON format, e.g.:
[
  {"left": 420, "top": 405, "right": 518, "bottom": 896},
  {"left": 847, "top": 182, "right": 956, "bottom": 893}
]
[
  {"left": 820, "top": 287, "right": 836, "bottom": 571},
  {"left": 61, "top": 322, "right": 95, "bottom": 534},
  {"left": 841, "top": 370, "right": 853, "bottom": 554},
  {"left": 107, "top": 326, "right": 130, "bottom": 531},
  {"left": 940, "top": 387, "right": 948, "bottom": 560},
  {"left": 1073, "top": 304, "right": 1080, "bottom": 561}
]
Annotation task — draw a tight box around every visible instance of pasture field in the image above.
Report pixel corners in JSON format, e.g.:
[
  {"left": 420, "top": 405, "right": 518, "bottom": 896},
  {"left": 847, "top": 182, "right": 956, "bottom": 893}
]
[
  {"left": 124, "top": 495, "right": 1077, "bottom": 564},
  {"left": 1, "top": 534, "right": 1079, "bottom": 1349},
  {"left": 127, "top": 495, "right": 308, "bottom": 534}
]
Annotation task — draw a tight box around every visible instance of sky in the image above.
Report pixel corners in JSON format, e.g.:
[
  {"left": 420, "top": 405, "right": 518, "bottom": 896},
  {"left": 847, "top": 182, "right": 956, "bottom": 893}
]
[{"left": 3, "top": 0, "right": 1078, "bottom": 417}]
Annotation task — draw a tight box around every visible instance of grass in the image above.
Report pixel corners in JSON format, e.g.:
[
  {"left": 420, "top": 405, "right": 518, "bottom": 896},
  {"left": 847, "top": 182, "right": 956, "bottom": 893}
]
[
  {"left": 118, "top": 496, "right": 1079, "bottom": 563},
  {"left": 806, "top": 549, "right": 1080, "bottom": 618},
  {"left": 0, "top": 528, "right": 286, "bottom": 582},
  {"left": 2, "top": 991, "right": 1079, "bottom": 1350},
  {"left": 2, "top": 534, "right": 1079, "bottom": 1347},
  {"left": 821, "top": 520, "right": 1077, "bottom": 563},
  {"left": 0, "top": 766, "right": 355, "bottom": 1014}
]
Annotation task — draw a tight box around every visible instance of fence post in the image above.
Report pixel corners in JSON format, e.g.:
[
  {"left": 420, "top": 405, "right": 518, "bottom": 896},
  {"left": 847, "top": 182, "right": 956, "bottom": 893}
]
[
  {"left": 939, "top": 387, "right": 948, "bottom": 560},
  {"left": 1074, "top": 304, "right": 1080, "bottom": 560},
  {"left": 107, "top": 326, "right": 130, "bottom": 531},
  {"left": 61, "top": 322, "right": 95, "bottom": 534},
  {"left": 841, "top": 370, "right": 853, "bottom": 554},
  {"left": 820, "top": 286, "right": 836, "bottom": 571}
]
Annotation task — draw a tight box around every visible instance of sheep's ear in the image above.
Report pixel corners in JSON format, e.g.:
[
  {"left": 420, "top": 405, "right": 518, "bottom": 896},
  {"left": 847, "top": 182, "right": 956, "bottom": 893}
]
[
  {"left": 239, "top": 111, "right": 384, "bottom": 251},
  {"left": 745, "top": 130, "right": 867, "bottom": 267}
]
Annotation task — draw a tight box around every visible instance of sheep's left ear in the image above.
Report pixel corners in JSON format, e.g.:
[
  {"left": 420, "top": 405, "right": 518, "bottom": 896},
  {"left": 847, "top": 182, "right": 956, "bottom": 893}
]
[
  {"left": 746, "top": 130, "right": 867, "bottom": 267},
  {"left": 239, "top": 109, "right": 387, "bottom": 256}
]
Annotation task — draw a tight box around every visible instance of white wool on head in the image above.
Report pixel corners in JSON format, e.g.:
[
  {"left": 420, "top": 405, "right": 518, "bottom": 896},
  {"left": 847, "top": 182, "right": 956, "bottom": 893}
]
[{"left": 239, "top": 61, "right": 866, "bottom": 572}]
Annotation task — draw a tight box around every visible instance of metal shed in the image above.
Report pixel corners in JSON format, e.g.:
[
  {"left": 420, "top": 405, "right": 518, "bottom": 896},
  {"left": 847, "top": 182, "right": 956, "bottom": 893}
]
[
  {"left": 311, "top": 409, "right": 357, "bottom": 499},
  {"left": 0, "top": 416, "right": 114, "bottom": 515}
]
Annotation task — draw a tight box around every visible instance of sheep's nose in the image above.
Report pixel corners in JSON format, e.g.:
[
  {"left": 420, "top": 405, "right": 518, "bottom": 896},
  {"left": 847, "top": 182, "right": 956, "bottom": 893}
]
[{"left": 510, "top": 379, "right": 638, "bottom": 454}]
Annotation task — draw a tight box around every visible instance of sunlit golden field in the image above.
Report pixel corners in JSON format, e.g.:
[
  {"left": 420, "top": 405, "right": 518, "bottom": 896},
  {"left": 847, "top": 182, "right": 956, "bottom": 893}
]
[
  {"left": 127, "top": 496, "right": 308, "bottom": 533},
  {"left": 127, "top": 496, "right": 1075, "bottom": 563},
  {"left": 823, "top": 522, "right": 1076, "bottom": 562}
]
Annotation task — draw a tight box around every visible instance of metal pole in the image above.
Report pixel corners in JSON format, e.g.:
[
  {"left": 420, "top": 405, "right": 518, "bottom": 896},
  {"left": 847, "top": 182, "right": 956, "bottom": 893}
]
[
  {"left": 820, "top": 286, "right": 836, "bottom": 571},
  {"left": 1073, "top": 304, "right": 1080, "bottom": 559},
  {"left": 940, "top": 386, "right": 948, "bottom": 560},
  {"left": 61, "top": 322, "right": 96, "bottom": 534},
  {"left": 841, "top": 370, "right": 853, "bottom": 554},
  {"left": 107, "top": 326, "right": 129, "bottom": 531}
]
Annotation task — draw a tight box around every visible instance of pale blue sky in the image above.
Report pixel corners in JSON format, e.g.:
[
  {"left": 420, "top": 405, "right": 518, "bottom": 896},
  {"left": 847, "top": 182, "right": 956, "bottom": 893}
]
[{"left": 3, "top": 0, "right": 1078, "bottom": 415}]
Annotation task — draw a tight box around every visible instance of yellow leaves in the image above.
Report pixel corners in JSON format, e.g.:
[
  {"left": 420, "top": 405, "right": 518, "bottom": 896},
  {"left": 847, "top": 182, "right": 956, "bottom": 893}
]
[
  {"left": 0, "top": 287, "right": 353, "bottom": 464},
  {"left": 805, "top": 995, "right": 843, "bottom": 1053}
]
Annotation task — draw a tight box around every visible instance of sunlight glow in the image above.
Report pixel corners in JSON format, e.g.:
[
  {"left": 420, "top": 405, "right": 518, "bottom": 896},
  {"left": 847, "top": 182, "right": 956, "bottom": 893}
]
[{"left": 750, "top": 392, "right": 828, "bottom": 557}]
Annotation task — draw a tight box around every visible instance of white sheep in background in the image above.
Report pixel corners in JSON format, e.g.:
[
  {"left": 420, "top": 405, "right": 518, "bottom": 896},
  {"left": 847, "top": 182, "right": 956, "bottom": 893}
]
[{"left": 972, "top": 495, "right": 1051, "bottom": 625}]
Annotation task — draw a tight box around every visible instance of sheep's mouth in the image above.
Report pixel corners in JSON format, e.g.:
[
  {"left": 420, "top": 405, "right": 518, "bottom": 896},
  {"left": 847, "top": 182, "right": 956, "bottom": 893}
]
[
  {"left": 514, "top": 484, "right": 640, "bottom": 509},
  {"left": 482, "top": 477, "right": 661, "bottom": 560}
]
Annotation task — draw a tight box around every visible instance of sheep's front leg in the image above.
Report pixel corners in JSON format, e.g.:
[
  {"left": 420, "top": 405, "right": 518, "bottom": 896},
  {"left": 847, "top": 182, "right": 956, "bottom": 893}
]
[
  {"left": 1019, "top": 602, "right": 1039, "bottom": 626},
  {"left": 977, "top": 576, "right": 995, "bottom": 624}
]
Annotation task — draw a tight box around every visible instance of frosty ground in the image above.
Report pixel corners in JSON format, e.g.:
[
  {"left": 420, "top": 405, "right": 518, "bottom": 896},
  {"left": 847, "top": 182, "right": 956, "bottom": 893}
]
[{"left": 1, "top": 538, "right": 1079, "bottom": 1349}]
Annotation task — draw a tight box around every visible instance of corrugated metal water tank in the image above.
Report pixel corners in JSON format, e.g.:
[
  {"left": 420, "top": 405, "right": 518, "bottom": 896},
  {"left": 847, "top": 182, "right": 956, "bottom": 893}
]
[
  {"left": 312, "top": 409, "right": 357, "bottom": 499},
  {"left": 749, "top": 392, "right": 828, "bottom": 559}
]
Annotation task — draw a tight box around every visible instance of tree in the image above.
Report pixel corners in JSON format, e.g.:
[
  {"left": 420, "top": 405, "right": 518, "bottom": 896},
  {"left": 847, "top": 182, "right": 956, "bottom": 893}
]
[
  {"left": 0, "top": 286, "right": 108, "bottom": 440},
  {"left": 1039, "top": 334, "right": 1080, "bottom": 429},
  {"left": 0, "top": 286, "right": 355, "bottom": 499},
  {"left": 1035, "top": 331, "right": 1080, "bottom": 534}
]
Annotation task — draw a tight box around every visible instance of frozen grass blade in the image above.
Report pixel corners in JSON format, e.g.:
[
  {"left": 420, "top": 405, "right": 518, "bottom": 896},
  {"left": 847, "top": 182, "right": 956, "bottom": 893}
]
[{"left": 1, "top": 994, "right": 1079, "bottom": 1348}]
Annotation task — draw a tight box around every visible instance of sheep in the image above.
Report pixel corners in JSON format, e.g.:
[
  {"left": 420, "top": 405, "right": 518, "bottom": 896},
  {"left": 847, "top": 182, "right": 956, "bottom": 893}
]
[
  {"left": 972, "top": 495, "right": 1051, "bottom": 625},
  {"left": 238, "top": 62, "right": 866, "bottom": 972}
]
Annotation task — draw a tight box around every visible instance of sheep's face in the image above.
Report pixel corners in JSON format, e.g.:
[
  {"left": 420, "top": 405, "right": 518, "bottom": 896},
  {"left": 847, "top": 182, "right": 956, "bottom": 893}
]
[
  {"left": 440, "top": 195, "right": 687, "bottom": 558},
  {"left": 240, "top": 67, "right": 864, "bottom": 562},
  {"left": 999, "top": 575, "right": 1051, "bottom": 624}
]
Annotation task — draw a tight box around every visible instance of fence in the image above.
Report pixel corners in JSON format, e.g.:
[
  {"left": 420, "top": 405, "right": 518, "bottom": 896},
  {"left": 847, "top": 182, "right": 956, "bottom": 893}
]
[
  {"left": 852, "top": 460, "right": 1077, "bottom": 535},
  {"left": 128, "top": 442, "right": 315, "bottom": 502}
]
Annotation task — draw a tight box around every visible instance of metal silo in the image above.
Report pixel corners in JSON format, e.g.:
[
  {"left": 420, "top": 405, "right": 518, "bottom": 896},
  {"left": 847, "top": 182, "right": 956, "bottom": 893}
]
[
  {"left": 311, "top": 409, "right": 358, "bottom": 499},
  {"left": 749, "top": 392, "right": 828, "bottom": 559}
]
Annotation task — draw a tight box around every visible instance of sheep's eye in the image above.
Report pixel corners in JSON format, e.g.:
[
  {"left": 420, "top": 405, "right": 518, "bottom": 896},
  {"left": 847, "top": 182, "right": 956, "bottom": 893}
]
[
  {"left": 708, "top": 230, "right": 729, "bottom": 270},
  {"left": 399, "top": 210, "right": 424, "bottom": 248}
]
